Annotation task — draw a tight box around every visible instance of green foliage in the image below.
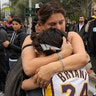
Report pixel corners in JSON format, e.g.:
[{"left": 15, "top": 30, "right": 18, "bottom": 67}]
[
  {"left": 10, "top": 0, "right": 28, "bottom": 22},
  {"left": 10, "top": 0, "right": 96, "bottom": 23}
]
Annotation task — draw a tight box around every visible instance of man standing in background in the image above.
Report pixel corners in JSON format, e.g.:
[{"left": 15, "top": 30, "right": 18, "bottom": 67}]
[
  {"left": 74, "top": 16, "right": 86, "bottom": 41},
  {"left": 74, "top": 16, "right": 87, "bottom": 50}
]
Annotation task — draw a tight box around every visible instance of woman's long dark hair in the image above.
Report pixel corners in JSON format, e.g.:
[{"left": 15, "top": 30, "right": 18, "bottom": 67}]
[{"left": 31, "top": 28, "right": 67, "bottom": 55}]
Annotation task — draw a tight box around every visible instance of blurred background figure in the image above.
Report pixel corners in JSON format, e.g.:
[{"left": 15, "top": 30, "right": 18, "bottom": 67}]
[
  {"left": 5, "top": 15, "right": 14, "bottom": 41},
  {"left": 69, "top": 20, "right": 76, "bottom": 31},
  {"left": 74, "top": 16, "right": 86, "bottom": 40},
  {"left": 86, "top": 5, "right": 96, "bottom": 74},
  {"left": 74, "top": 16, "right": 87, "bottom": 50},
  {"left": 0, "top": 25, "right": 9, "bottom": 94},
  {"left": 31, "top": 3, "right": 42, "bottom": 33},
  {"left": 4, "top": 17, "right": 28, "bottom": 69}
]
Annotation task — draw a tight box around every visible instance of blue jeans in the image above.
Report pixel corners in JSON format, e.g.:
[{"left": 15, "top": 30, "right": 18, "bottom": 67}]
[{"left": 9, "top": 58, "right": 17, "bottom": 69}]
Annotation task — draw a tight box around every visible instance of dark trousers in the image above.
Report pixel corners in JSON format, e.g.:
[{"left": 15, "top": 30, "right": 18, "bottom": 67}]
[
  {"left": 0, "top": 71, "right": 6, "bottom": 92},
  {"left": 90, "top": 55, "right": 96, "bottom": 74},
  {"left": 0, "top": 54, "right": 7, "bottom": 92}
]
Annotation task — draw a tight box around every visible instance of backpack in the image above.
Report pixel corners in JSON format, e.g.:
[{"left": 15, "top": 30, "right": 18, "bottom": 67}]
[
  {"left": 4, "top": 44, "right": 43, "bottom": 96},
  {"left": 4, "top": 57, "right": 26, "bottom": 96}
]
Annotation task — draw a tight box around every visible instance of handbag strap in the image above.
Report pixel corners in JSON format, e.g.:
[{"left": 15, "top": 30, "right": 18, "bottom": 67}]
[{"left": 22, "top": 44, "right": 33, "bottom": 51}]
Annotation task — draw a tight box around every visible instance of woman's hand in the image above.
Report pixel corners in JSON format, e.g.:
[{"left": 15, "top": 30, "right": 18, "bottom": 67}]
[
  {"left": 34, "top": 63, "right": 55, "bottom": 87},
  {"left": 60, "top": 37, "right": 73, "bottom": 58}
]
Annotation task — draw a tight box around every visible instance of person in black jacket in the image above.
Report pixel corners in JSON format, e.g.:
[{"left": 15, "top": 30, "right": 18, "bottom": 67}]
[
  {"left": 0, "top": 26, "right": 9, "bottom": 93},
  {"left": 5, "top": 17, "right": 28, "bottom": 69},
  {"left": 86, "top": 5, "right": 96, "bottom": 74}
]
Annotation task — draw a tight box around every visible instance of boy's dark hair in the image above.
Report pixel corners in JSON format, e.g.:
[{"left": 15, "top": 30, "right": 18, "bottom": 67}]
[{"left": 31, "top": 28, "right": 67, "bottom": 55}]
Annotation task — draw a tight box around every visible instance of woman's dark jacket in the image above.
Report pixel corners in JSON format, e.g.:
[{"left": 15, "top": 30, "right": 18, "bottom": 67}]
[{"left": 8, "top": 29, "right": 28, "bottom": 59}]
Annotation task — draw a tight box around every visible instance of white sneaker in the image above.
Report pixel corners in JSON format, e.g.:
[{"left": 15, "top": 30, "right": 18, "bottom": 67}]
[
  {"left": 93, "top": 92, "right": 96, "bottom": 96},
  {"left": 0, "top": 91, "right": 4, "bottom": 96}
]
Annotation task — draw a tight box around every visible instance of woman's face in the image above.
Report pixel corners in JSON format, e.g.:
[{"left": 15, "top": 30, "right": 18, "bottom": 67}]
[
  {"left": 43, "top": 13, "right": 66, "bottom": 32},
  {"left": 35, "top": 23, "right": 44, "bottom": 34},
  {"left": 12, "top": 21, "right": 22, "bottom": 31}
]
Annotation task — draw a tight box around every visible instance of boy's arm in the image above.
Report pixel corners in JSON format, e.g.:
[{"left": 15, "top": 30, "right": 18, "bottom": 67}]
[{"left": 21, "top": 76, "right": 39, "bottom": 90}]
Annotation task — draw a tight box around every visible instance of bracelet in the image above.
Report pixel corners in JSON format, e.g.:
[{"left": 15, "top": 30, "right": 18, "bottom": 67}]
[
  {"left": 59, "top": 60, "right": 64, "bottom": 71},
  {"left": 57, "top": 53, "right": 64, "bottom": 71},
  {"left": 57, "top": 52, "right": 62, "bottom": 60}
]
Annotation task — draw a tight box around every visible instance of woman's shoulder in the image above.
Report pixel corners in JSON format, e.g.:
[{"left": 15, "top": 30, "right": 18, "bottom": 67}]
[
  {"left": 67, "top": 31, "right": 81, "bottom": 41},
  {"left": 68, "top": 31, "right": 79, "bottom": 37},
  {"left": 22, "top": 35, "right": 32, "bottom": 48}
]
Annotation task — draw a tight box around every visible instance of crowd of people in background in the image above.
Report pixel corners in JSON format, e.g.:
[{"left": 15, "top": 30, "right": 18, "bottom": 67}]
[
  {"left": 0, "top": 15, "right": 29, "bottom": 95},
  {"left": 65, "top": 6, "right": 96, "bottom": 75},
  {"left": 0, "top": 1, "right": 96, "bottom": 96}
]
